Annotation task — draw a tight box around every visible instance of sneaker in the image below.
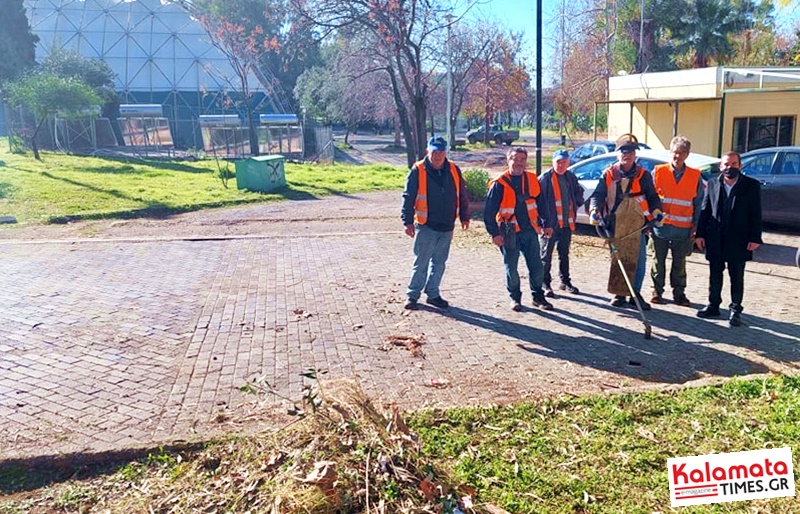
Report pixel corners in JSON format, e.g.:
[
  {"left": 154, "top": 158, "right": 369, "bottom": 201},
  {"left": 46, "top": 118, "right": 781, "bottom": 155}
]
[
  {"left": 629, "top": 295, "right": 651, "bottom": 311},
  {"left": 610, "top": 295, "right": 627, "bottom": 307},
  {"left": 404, "top": 298, "right": 419, "bottom": 310},
  {"left": 543, "top": 286, "right": 556, "bottom": 298},
  {"left": 650, "top": 293, "right": 665, "bottom": 304},
  {"left": 696, "top": 305, "right": 721, "bottom": 318},
  {"left": 674, "top": 295, "right": 692, "bottom": 307},
  {"left": 559, "top": 282, "right": 580, "bottom": 294},
  {"left": 532, "top": 295, "right": 554, "bottom": 310},
  {"left": 426, "top": 296, "right": 450, "bottom": 309},
  {"left": 510, "top": 300, "right": 522, "bottom": 312},
  {"left": 729, "top": 311, "right": 742, "bottom": 327}
]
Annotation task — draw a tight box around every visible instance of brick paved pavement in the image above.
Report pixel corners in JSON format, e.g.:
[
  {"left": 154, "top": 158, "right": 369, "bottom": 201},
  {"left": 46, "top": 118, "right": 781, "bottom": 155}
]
[{"left": 1, "top": 191, "right": 798, "bottom": 460}]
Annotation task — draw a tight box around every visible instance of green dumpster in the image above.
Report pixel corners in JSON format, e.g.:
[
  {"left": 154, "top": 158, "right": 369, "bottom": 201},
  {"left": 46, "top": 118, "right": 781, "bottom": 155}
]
[{"left": 235, "top": 155, "right": 286, "bottom": 192}]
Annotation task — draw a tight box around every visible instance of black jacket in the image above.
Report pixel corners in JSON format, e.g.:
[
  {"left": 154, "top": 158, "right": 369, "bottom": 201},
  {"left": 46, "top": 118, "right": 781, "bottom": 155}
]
[
  {"left": 696, "top": 173, "right": 763, "bottom": 263},
  {"left": 538, "top": 168, "right": 585, "bottom": 230},
  {"left": 401, "top": 157, "right": 470, "bottom": 232}
]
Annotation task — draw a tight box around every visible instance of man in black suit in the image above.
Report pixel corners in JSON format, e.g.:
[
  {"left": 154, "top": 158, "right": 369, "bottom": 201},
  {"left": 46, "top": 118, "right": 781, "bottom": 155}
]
[{"left": 695, "top": 151, "right": 763, "bottom": 326}]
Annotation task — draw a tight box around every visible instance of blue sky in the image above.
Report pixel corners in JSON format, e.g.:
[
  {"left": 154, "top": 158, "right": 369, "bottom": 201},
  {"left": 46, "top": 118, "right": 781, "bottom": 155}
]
[{"left": 463, "top": 0, "right": 800, "bottom": 86}]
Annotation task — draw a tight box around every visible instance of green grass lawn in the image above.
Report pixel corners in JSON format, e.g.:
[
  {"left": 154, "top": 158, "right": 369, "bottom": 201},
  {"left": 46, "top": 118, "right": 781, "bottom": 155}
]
[
  {"left": 0, "top": 142, "right": 406, "bottom": 224},
  {"left": 1, "top": 376, "right": 797, "bottom": 513}
]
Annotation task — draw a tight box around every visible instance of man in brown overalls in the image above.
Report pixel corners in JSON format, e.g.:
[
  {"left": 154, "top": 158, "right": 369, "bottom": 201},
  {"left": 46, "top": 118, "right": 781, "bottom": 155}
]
[{"left": 589, "top": 134, "right": 663, "bottom": 309}]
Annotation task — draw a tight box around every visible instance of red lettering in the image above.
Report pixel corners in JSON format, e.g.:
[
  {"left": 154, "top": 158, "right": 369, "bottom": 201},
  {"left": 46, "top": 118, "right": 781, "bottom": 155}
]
[
  {"left": 673, "top": 463, "right": 689, "bottom": 484},
  {"left": 775, "top": 461, "right": 789, "bottom": 475},
  {"left": 729, "top": 465, "right": 748, "bottom": 480},
  {"left": 750, "top": 463, "right": 764, "bottom": 477},
  {"left": 690, "top": 469, "right": 705, "bottom": 483},
  {"left": 765, "top": 458, "right": 774, "bottom": 474},
  {"left": 712, "top": 467, "right": 727, "bottom": 480}
]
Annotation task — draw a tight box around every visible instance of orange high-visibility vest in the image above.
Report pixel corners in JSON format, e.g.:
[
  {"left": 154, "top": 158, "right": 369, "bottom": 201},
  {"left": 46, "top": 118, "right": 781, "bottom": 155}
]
[
  {"left": 413, "top": 159, "right": 461, "bottom": 225},
  {"left": 551, "top": 172, "right": 575, "bottom": 230},
  {"left": 490, "top": 171, "right": 541, "bottom": 232},
  {"left": 604, "top": 166, "right": 652, "bottom": 220},
  {"left": 653, "top": 163, "right": 701, "bottom": 229}
]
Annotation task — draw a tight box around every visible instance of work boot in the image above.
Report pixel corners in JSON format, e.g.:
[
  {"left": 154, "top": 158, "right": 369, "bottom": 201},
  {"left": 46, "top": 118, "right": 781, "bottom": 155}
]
[
  {"left": 650, "top": 292, "right": 665, "bottom": 304},
  {"left": 426, "top": 296, "right": 450, "bottom": 309},
  {"left": 404, "top": 298, "right": 419, "bottom": 310},
  {"left": 532, "top": 294, "right": 554, "bottom": 310},
  {"left": 728, "top": 303, "right": 743, "bottom": 326},
  {"left": 559, "top": 281, "right": 580, "bottom": 294},
  {"left": 629, "top": 295, "right": 651, "bottom": 311},
  {"left": 674, "top": 294, "right": 692, "bottom": 307},
  {"left": 543, "top": 284, "right": 555, "bottom": 298},
  {"left": 510, "top": 300, "right": 523, "bottom": 312},
  {"left": 610, "top": 295, "right": 627, "bottom": 307},
  {"left": 696, "top": 304, "right": 721, "bottom": 318}
]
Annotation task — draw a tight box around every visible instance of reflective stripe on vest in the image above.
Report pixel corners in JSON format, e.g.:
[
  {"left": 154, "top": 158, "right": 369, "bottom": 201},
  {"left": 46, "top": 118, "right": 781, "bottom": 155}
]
[
  {"left": 604, "top": 166, "right": 652, "bottom": 220},
  {"left": 551, "top": 172, "right": 575, "bottom": 230},
  {"left": 413, "top": 159, "right": 461, "bottom": 225},
  {"left": 490, "top": 171, "right": 541, "bottom": 232},
  {"left": 653, "top": 163, "right": 700, "bottom": 229}
]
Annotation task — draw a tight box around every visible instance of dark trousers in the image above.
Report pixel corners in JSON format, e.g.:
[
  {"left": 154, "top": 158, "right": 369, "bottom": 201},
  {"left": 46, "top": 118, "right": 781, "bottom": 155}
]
[
  {"left": 540, "top": 227, "right": 572, "bottom": 287},
  {"left": 708, "top": 258, "right": 746, "bottom": 311},
  {"left": 501, "top": 230, "right": 544, "bottom": 301},
  {"left": 650, "top": 235, "right": 693, "bottom": 297}
]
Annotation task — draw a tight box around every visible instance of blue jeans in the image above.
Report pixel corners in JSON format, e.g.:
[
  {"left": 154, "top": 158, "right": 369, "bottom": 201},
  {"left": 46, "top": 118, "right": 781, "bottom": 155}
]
[
  {"left": 501, "top": 230, "right": 544, "bottom": 301},
  {"left": 406, "top": 224, "right": 453, "bottom": 300}
]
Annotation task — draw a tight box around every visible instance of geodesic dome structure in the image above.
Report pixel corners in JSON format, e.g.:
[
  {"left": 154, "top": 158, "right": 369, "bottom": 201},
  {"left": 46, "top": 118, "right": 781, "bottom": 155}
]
[{"left": 24, "top": 0, "right": 291, "bottom": 149}]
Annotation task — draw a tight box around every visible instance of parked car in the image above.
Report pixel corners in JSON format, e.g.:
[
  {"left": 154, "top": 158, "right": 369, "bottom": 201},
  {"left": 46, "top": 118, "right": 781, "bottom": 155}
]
[
  {"left": 740, "top": 146, "right": 800, "bottom": 227},
  {"left": 465, "top": 125, "right": 519, "bottom": 145},
  {"left": 570, "top": 140, "right": 652, "bottom": 163},
  {"left": 568, "top": 149, "right": 721, "bottom": 225}
]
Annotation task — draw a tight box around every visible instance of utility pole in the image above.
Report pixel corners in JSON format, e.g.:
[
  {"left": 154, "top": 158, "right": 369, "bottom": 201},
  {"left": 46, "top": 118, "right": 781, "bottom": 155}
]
[
  {"left": 536, "top": 0, "right": 543, "bottom": 174},
  {"left": 446, "top": 13, "right": 454, "bottom": 151},
  {"left": 560, "top": 0, "right": 566, "bottom": 146},
  {"left": 639, "top": 0, "right": 645, "bottom": 72}
]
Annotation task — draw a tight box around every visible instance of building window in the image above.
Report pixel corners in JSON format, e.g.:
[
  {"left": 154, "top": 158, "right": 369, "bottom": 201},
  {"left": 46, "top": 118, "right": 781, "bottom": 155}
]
[{"left": 732, "top": 116, "right": 795, "bottom": 153}]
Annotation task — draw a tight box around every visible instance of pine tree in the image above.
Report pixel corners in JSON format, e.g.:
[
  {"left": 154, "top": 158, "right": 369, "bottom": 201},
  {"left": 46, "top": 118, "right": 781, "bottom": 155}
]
[{"left": 0, "top": 0, "right": 38, "bottom": 83}]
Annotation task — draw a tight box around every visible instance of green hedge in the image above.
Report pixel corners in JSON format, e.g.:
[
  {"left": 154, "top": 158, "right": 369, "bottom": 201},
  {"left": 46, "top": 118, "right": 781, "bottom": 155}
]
[{"left": 462, "top": 168, "right": 490, "bottom": 200}]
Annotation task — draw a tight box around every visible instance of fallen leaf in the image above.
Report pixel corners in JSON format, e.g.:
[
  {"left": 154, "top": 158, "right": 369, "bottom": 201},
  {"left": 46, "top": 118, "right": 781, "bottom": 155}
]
[
  {"left": 419, "top": 476, "right": 438, "bottom": 501},
  {"left": 426, "top": 378, "right": 449, "bottom": 388}
]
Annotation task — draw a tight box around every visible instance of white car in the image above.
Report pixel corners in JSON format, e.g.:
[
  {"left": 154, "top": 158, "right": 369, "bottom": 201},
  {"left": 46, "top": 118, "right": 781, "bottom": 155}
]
[{"left": 568, "top": 149, "right": 721, "bottom": 225}]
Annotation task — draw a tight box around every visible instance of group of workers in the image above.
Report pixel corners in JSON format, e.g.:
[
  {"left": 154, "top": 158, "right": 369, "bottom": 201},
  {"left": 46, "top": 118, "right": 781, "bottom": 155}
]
[{"left": 401, "top": 133, "right": 763, "bottom": 327}]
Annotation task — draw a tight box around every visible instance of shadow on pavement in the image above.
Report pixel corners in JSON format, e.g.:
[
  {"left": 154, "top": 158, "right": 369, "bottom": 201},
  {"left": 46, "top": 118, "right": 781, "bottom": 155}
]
[
  {"left": 439, "top": 303, "right": 768, "bottom": 385},
  {"left": 0, "top": 441, "right": 205, "bottom": 495},
  {"left": 559, "top": 294, "right": 800, "bottom": 368}
]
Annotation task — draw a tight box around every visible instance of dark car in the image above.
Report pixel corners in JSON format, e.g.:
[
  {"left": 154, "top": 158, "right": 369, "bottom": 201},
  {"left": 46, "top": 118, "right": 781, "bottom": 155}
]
[
  {"left": 570, "top": 140, "right": 652, "bottom": 163},
  {"left": 740, "top": 146, "right": 800, "bottom": 227}
]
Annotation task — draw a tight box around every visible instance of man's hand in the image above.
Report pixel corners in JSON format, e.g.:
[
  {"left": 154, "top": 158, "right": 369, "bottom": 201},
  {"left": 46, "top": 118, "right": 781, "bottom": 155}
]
[
  {"left": 404, "top": 224, "right": 415, "bottom": 237},
  {"left": 652, "top": 208, "right": 665, "bottom": 227},
  {"left": 461, "top": 220, "right": 470, "bottom": 230},
  {"left": 492, "top": 235, "right": 504, "bottom": 247},
  {"left": 543, "top": 227, "right": 554, "bottom": 238},
  {"left": 695, "top": 237, "right": 705, "bottom": 251},
  {"left": 589, "top": 210, "right": 601, "bottom": 226},
  {"left": 746, "top": 242, "right": 760, "bottom": 251}
]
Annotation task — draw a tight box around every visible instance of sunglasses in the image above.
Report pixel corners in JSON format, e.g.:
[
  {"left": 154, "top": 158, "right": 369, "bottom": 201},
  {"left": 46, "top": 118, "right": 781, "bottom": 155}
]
[{"left": 619, "top": 148, "right": 636, "bottom": 154}]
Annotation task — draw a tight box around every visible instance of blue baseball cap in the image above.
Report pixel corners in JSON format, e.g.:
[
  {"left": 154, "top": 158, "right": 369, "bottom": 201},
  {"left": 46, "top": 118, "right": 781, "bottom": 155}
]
[
  {"left": 427, "top": 136, "right": 447, "bottom": 152},
  {"left": 553, "top": 149, "right": 570, "bottom": 161}
]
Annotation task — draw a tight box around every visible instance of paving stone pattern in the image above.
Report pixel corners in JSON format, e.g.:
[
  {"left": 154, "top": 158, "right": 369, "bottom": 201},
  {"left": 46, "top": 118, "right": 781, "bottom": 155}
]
[{"left": 1, "top": 192, "right": 799, "bottom": 460}]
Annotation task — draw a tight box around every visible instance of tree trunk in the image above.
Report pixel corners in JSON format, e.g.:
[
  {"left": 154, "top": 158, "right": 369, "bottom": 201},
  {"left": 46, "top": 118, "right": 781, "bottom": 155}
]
[
  {"left": 244, "top": 95, "right": 260, "bottom": 157},
  {"left": 30, "top": 117, "right": 46, "bottom": 161},
  {"left": 394, "top": 116, "right": 402, "bottom": 147},
  {"left": 387, "top": 67, "right": 417, "bottom": 168}
]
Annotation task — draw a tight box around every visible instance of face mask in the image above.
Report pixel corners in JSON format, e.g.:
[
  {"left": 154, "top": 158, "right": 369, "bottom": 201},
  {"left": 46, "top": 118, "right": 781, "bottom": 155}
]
[{"left": 722, "top": 167, "right": 740, "bottom": 179}]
